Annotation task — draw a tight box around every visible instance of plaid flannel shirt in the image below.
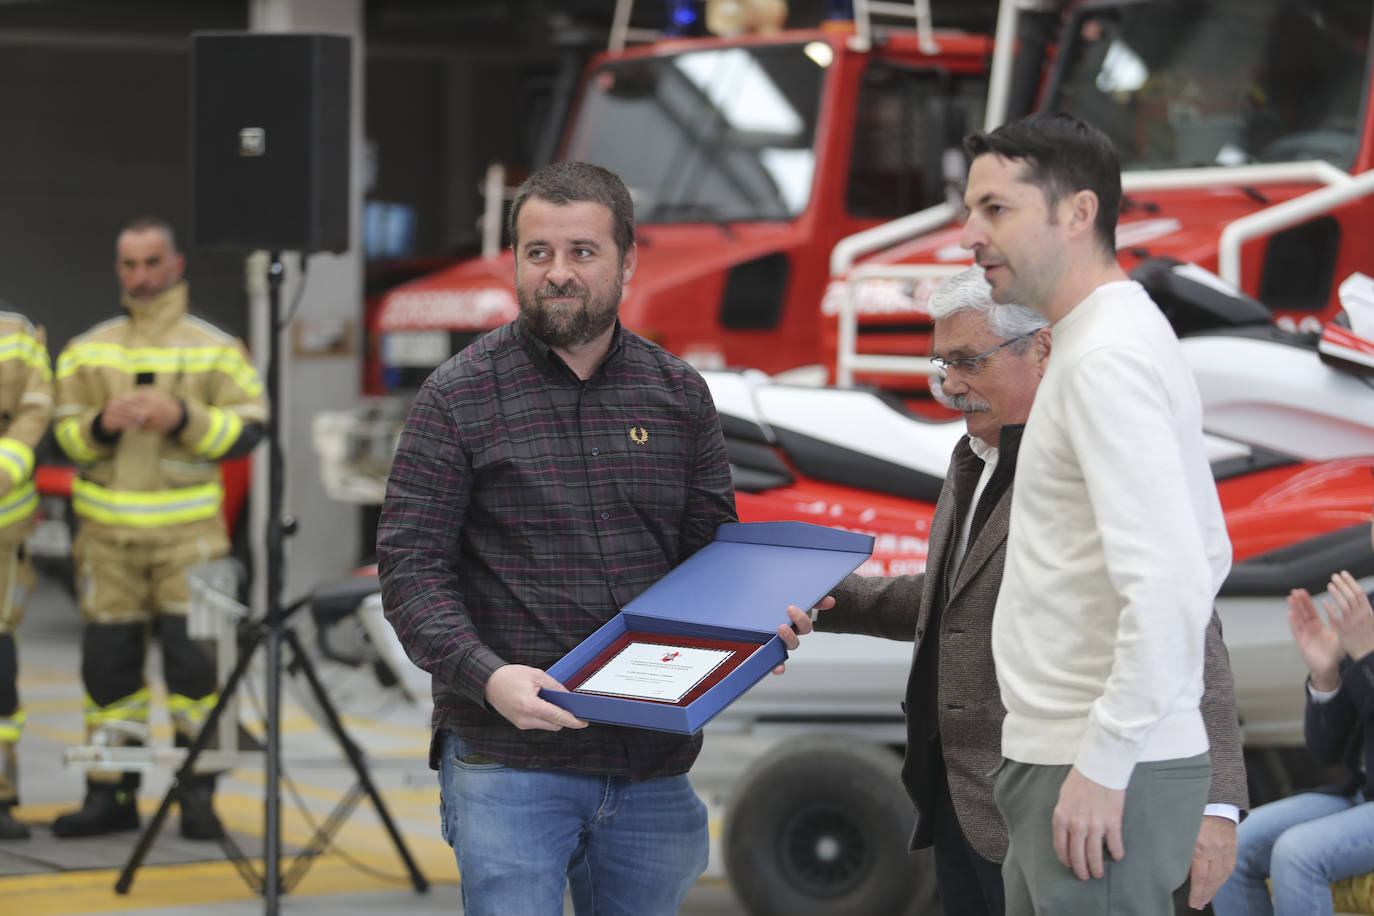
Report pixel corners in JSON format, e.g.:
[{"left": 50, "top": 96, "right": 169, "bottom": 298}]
[{"left": 377, "top": 317, "right": 736, "bottom": 778}]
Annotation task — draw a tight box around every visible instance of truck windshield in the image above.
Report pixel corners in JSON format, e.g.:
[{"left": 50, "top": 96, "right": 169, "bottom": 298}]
[
  {"left": 564, "top": 43, "right": 826, "bottom": 222},
  {"left": 1049, "top": 0, "right": 1372, "bottom": 170}
]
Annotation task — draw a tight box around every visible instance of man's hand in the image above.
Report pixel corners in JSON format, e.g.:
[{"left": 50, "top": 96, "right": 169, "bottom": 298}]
[
  {"left": 1288, "top": 587, "right": 1344, "bottom": 691},
  {"left": 99, "top": 390, "right": 184, "bottom": 435},
  {"left": 98, "top": 393, "right": 147, "bottom": 434},
  {"left": 483, "top": 664, "right": 588, "bottom": 731},
  {"left": 1052, "top": 766, "right": 1125, "bottom": 880},
  {"left": 1187, "top": 815, "right": 1237, "bottom": 909},
  {"left": 771, "top": 596, "right": 834, "bottom": 675},
  {"left": 128, "top": 389, "right": 185, "bottom": 432},
  {"left": 1326, "top": 570, "right": 1374, "bottom": 664}
]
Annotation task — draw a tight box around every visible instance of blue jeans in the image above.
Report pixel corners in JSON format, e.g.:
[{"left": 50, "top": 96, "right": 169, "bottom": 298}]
[
  {"left": 437, "top": 730, "right": 709, "bottom": 916},
  {"left": 1212, "top": 790, "right": 1374, "bottom": 916}
]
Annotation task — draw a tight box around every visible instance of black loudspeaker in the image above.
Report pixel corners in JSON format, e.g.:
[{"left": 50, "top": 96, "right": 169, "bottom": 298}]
[{"left": 191, "top": 32, "right": 351, "bottom": 253}]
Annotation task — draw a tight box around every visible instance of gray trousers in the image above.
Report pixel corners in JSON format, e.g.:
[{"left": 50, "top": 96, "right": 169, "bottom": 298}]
[{"left": 994, "top": 753, "right": 1210, "bottom": 916}]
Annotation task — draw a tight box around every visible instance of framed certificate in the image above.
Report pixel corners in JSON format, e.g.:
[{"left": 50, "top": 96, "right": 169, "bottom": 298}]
[
  {"left": 542, "top": 521, "right": 875, "bottom": 733},
  {"left": 564, "top": 632, "right": 762, "bottom": 707}
]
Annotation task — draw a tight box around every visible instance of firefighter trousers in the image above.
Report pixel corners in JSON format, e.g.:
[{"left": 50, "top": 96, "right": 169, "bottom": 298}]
[{"left": 73, "top": 530, "right": 225, "bottom": 785}]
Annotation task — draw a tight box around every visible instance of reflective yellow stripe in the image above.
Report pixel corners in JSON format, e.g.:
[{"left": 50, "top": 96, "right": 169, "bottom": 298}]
[
  {"left": 0, "top": 437, "right": 34, "bottom": 487},
  {"left": 0, "top": 332, "right": 51, "bottom": 381},
  {"left": 71, "top": 479, "right": 223, "bottom": 528},
  {"left": 0, "top": 437, "right": 34, "bottom": 480},
  {"left": 0, "top": 709, "right": 25, "bottom": 743},
  {"left": 55, "top": 416, "right": 101, "bottom": 463},
  {"left": 168, "top": 692, "right": 219, "bottom": 731},
  {"left": 84, "top": 688, "right": 151, "bottom": 726},
  {"left": 56, "top": 342, "right": 262, "bottom": 396},
  {"left": 0, "top": 481, "right": 36, "bottom": 528},
  {"left": 194, "top": 407, "right": 243, "bottom": 459}
]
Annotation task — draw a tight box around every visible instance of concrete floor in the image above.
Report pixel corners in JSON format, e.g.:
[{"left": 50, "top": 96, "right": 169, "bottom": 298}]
[{"left": 2, "top": 570, "right": 754, "bottom": 916}]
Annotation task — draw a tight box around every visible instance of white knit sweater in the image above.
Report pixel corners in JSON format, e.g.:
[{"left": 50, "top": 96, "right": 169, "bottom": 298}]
[{"left": 992, "top": 280, "right": 1232, "bottom": 790}]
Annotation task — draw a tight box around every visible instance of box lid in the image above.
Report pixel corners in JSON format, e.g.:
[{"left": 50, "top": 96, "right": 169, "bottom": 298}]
[{"left": 623, "top": 521, "right": 874, "bottom": 634}]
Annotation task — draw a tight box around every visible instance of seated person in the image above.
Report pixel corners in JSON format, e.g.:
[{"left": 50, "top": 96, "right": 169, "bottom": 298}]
[{"left": 1212, "top": 519, "right": 1374, "bottom": 916}]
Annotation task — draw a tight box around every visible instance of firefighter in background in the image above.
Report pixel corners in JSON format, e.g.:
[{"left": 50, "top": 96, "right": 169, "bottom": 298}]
[
  {"left": 51, "top": 217, "right": 265, "bottom": 839},
  {"left": 0, "top": 310, "right": 53, "bottom": 840}
]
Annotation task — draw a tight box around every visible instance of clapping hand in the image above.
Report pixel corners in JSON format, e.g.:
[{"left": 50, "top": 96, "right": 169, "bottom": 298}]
[
  {"left": 1325, "top": 570, "right": 1374, "bottom": 664},
  {"left": 1288, "top": 571, "right": 1374, "bottom": 692}
]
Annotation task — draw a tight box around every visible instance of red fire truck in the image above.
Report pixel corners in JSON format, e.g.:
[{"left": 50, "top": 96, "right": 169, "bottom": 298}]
[
  {"left": 367, "top": 3, "right": 997, "bottom": 394},
  {"left": 829, "top": 0, "right": 1374, "bottom": 401}
]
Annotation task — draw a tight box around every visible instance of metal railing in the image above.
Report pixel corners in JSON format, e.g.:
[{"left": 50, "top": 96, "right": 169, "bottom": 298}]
[
  {"left": 1217, "top": 167, "right": 1374, "bottom": 288},
  {"left": 830, "top": 161, "right": 1357, "bottom": 281},
  {"left": 609, "top": 0, "right": 661, "bottom": 52},
  {"left": 981, "top": 0, "right": 1023, "bottom": 130},
  {"left": 850, "top": 0, "right": 939, "bottom": 53},
  {"left": 829, "top": 159, "right": 1374, "bottom": 388},
  {"left": 834, "top": 263, "right": 964, "bottom": 386}
]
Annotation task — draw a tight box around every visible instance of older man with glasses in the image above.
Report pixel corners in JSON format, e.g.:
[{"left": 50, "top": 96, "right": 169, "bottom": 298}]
[{"left": 814, "top": 265, "right": 1248, "bottom": 916}]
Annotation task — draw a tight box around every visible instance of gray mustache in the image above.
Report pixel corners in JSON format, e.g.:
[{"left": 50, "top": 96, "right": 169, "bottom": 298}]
[
  {"left": 949, "top": 393, "right": 990, "bottom": 412},
  {"left": 930, "top": 376, "right": 990, "bottom": 413}
]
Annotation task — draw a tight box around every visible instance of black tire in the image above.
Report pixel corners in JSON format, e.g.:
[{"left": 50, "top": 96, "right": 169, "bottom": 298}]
[{"left": 724, "top": 735, "right": 941, "bottom": 916}]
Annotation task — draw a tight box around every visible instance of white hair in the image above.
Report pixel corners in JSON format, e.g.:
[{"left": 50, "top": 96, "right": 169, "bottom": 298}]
[{"left": 928, "top": 266, "right": 1048, "bottom": 341}]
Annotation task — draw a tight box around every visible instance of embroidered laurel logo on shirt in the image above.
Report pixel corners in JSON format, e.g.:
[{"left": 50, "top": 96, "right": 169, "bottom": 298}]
[{"left": 629, "top": 427, "right": 648, "bottom": 445}]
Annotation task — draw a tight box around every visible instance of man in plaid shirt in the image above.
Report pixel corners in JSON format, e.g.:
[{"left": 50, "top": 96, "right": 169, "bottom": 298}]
[{"left": 377, "top": 161, "right": 815, "bottom": 915}]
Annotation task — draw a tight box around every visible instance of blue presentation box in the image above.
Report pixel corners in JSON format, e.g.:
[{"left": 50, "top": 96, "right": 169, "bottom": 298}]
[{"left": 540, "top": 521, "right": 874, "bottom": 734}]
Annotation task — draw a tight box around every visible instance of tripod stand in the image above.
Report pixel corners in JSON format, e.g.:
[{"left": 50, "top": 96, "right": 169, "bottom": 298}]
[{"left": 115, "top": 252, "right": 428, "bottom": 913}]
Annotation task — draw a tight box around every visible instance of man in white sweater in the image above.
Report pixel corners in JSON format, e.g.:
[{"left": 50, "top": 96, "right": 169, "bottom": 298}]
[{"left": 960, "top": 112, "right": 1233, "bottom": 915}]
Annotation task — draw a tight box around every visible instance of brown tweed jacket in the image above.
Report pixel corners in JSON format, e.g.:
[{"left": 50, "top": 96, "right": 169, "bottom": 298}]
[{"left": 822, "top": 432, "right": 1249, "bottom": 863}]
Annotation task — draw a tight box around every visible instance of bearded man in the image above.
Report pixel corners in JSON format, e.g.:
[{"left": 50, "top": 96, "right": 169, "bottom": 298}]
[{"left": 377, "top": 161, "right": 814, "bottom": 916}]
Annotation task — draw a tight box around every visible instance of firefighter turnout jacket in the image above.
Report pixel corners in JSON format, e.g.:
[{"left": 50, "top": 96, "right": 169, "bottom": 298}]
[
  {"left": 53, "top": 281, "right": 266, "bottom": 543},
  {"left": 0, "top": 311, "right": 52, "bottom": 547},
  {"left": 0, "top": 309, "right": 51, "bottom": 761}
]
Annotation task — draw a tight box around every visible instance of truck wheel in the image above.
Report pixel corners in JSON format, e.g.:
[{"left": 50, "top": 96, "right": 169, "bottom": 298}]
[{"left": 724, "top": 735, "right": 940, "bottom": 916}]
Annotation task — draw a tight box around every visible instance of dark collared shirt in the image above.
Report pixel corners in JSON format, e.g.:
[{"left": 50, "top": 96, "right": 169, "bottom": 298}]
[{"left": 377, "top": 317, "right": 736, "bottom": 778}]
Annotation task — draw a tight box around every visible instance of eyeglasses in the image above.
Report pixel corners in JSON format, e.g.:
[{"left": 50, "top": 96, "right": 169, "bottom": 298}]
[{"left": 929, "top": 334, "right": 1033, "bottom": 376}]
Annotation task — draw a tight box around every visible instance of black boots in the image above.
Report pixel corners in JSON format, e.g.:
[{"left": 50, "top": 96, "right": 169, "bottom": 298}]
[
  {"left": 0, "top": 741, "right": 26, "bottom": 839},
  {"left": 52, "top": 774, "right": 223, "bottom": 840},
  {"left": 177, "top": 773, "right": 224, "bottom": 840},
  {"left": 0, "top": 803, "right": 28, "bottom": 839},
  {"left": 52, "top": 779, "right": 140, "bottom": 837}
]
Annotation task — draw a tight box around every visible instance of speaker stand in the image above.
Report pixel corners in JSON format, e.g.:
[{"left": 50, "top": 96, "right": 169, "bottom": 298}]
[{"left": 113, "top": 252, "right": 428, "bottom": 914}]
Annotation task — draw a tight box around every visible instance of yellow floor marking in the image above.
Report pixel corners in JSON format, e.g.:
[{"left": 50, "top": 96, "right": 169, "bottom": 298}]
[
  {"left": 17, "top": 791, "right": 453, "bottom": 865},
  {"left": 0, "top": 856, "right": 458, "bottom": 915},
  {"left": 3, "top": 768, "right": 732, "bottom": 914},
  {"left": 9, "top": 662, "right": 455, "bottom": 912},
  {"left": 5, "top": 789, "right": 461, "bottom": 915}
]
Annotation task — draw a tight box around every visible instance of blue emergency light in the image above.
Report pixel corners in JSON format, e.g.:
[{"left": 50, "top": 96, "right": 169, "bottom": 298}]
[{"left": 663, "top": 0, "right": 705, "bottom": 36}]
